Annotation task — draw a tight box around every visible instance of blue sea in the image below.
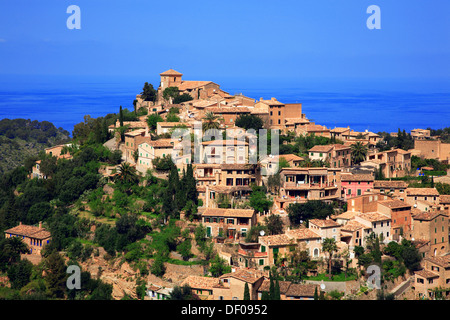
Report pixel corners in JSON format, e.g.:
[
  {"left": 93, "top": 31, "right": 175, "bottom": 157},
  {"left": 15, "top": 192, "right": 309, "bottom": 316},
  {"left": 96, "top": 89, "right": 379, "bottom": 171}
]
[{"left": 0, "top": 75, "right": 449, "bottom": 136}]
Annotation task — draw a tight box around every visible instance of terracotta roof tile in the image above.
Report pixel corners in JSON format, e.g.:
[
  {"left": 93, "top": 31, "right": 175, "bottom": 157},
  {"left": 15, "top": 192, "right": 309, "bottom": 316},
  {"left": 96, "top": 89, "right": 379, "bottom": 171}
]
[
  {"left": 5, "top": 224, "right": 51, "bottom": 239},
  {"left": 357, "top": 212, "right": 390, "bottom": 222},
  {"left": 286, "top": 228, "right": 321, "bottom": 240},
  {"left": 425, "top": 256, "right": 450, "bottom": 268},
  {"left": 373, "top": 180, "right": 408, "bottom": 188},
  {"left": 378, "top": 200, "right": 411, "bottom": 209},
  {"left": 285, "top": 283, "right": 319, "bottom": 297},
  {"left": 202, "top": 208, "right": 255, "bottom": 218},
  {"left": 412, "top": 210, "right": 447, "bottom": 221},
  {"left": 219, "top": 268, "right": 265, "bottom": 284},
  {"left": 414, "top": 269, "right": 439, "bottom": 279},
  {"left": 259, "top": 234, "right": 294, "bottom": 246},
  {"left": 406, "top": 188, "right": 440, "bottom": 196},
  {"left": 309, "top": 219, "right": 341, "bottom": 228},
  {"left": 257, "top": 280, "right": 291, "bottom": 293},
  {"left": 341, "top": 174, "right": 374, "bottom": 182},
  {"left": 439, "top": 195, "right": 450, "bottom": 204},
  {"left": 160, "top": 69, "right": 183, "bottom": 75},
  {"left": 178, "top": 81, "right": 212, "bottom": 91},
  {"left": 340, "top": 220, "right": 367, "bottom": 232},
  {"left": 181, "top": 275, "right": 219, "bottom": 290}
]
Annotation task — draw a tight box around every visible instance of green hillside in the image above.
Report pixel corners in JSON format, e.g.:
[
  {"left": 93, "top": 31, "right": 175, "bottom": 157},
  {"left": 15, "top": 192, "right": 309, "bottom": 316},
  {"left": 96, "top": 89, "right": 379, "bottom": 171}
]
[{"left": 0, "top": 118, "right": 70, "bottom": 174}]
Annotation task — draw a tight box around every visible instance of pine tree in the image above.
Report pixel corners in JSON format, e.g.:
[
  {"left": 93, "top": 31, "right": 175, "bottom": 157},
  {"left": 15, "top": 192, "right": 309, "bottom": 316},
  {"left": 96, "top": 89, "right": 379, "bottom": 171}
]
[
  {"left": 314, "top": 287, "right": 319, "bottom": 300},
  {"left": 45, "top": 251, "right": 67, "bottom": 298}
]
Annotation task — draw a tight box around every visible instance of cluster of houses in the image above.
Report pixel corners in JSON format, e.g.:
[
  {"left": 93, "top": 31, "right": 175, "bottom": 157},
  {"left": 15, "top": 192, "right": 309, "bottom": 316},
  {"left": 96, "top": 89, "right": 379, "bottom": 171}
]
[
  {"left": 147, "top": 268, "right": 320, "bottom": 301},
  {"left": 19, "top": 69, "right": 450, "bottom": 300}
]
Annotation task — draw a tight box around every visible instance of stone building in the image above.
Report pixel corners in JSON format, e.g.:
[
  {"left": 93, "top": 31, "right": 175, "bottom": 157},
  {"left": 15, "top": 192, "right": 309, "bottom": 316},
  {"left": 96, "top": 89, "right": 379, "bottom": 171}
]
[
  {"left": 4, "top": 222, "right": 51, "bottom": 256},
  {"left": 411, "top": 210, "right": 449, "bottom": 257}
]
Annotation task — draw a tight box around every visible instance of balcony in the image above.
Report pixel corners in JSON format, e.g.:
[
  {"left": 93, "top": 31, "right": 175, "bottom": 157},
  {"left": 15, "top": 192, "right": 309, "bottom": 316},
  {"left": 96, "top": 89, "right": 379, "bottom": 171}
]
[{"left": 284, "top": 181, "right": 336, "bottom": 189}]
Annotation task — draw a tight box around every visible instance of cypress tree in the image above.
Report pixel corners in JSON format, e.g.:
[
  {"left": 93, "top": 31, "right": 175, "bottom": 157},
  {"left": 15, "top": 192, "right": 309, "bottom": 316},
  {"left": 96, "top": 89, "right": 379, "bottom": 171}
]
[
  {"left": 269, "top": 273, "right": 275, "bottom": 300},
  {"left": 243, "top": 282, "right": 250, "bottom": 300},
  {"left": 119, "top": 106, "right": 125, "bottom": 142},
  {"left": 274, "top": 279, "right": 281, "bottom": 300}
]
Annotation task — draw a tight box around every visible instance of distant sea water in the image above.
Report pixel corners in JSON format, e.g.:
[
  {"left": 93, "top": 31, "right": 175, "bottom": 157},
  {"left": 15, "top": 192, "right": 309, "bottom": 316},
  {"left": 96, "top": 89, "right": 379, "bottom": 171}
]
[{"left": 0, "top": 75, "right": 449, "bottom": 136}]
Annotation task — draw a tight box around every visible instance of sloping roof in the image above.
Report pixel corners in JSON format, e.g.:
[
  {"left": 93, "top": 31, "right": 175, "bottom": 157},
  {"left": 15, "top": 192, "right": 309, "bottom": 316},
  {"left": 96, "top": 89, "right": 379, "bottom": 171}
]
[
  {"left": 341, "top": 174, "right": 374, "bottom": 182},
  {"left": 440, "top": 195, "right": 450, "bottom": 204},
  {"left": 5, "top": 224, "right": 51, "bottom": 239},
  {"left": 206, "top": 107, "right": 251, "bottom": 114},
  {"left": 308, "top": 145, "right": 334, "bottom": 153},
  {"left": 286, "top": 228, "right": 321, "bottom": 240},
  {"left": 303, "top": 124, "right": 330, "bottom": 132},
  {"left": 406, "top": 188, "right": 440, "bottom": 196},
  {"left": 378, "top": 200, "right": 411, "bottom": 209},
  {"left": 285, "top": 118, "right": 310, "bottom": 125},
  {"left": 340, "top": 220, "right": 367, "bottom": 232},
  {"left": 257, "top": 280, "right": 291, "bottom": 294},
  {"left": 259, "top": 234, "right": 294, "bottom": 246},
  {"left": 285, "top": 283, "right": 319, "bottom": 297},
  {"left": 258, "top": 99, "right": 285, "bottom": 106},
  {"left": 309, "top": 219, "right": 341, "bottom": 228},
  {"left": 425, "top": 256, "right": 450, "bottom": 268},
  {"left": 334, "top": 211, "right": 358, "bottom": 220},
  {"left": 279, "top": 154, "right": 304, "bottom": 162},
  {"left": 140, "top": 139, "right": 174, "bottom": 148},
  {"left": 373, "top": 180, "right": 408, "bottom": 188},
  {"left": 330, "top": 127, "right": 351, "bottom": 133},
  {"left": 178, "top": 81, "right": 213, "bottom": 91},
  {"left": 202, "top": 208, "right": 255, "bottom": 218},
  {"left": 181, "top": 275, "right": 219, "bottom": 290},
  {"left": 219, "top": 268, "right": 265, "bottom": 284},
  {"left": 125, "top": 129, "right": 146, "bottom": 137},
  {"left": 414, "top": 269, "right": 439, "bottom": 279},
  {"left": 160, "top": 69, "right": 183, "bottom": 76},
  {"left": 412, "top": 210, "right": 447, "bottom": 221},
  {"left": 357, "top": 212, "right": 390, "bottom": 222}
]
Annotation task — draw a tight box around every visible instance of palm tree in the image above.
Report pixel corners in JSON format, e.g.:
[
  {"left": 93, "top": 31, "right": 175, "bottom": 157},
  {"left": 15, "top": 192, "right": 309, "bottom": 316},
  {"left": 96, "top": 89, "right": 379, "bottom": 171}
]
[
  {"left": 350, "top": 141, "right": 368, "bottom": 165},
  {"left": 322, "top": 237, "right": 338, "bottom": 277},
  {"left": 116, "top": 162, "right": 139, "bottom": 185},
  {"left": 4, "top": 236, "right": 29, "bottom": 263},
  {"left": 202, "top": 112, "right": 222, "bottom": 133}
]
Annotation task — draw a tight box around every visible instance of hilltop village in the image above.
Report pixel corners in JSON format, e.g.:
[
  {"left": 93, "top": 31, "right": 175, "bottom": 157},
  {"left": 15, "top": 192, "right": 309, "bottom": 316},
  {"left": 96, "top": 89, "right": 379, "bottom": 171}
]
[{"left": 2, "top": 69, "right": 450, "bottom": 301}]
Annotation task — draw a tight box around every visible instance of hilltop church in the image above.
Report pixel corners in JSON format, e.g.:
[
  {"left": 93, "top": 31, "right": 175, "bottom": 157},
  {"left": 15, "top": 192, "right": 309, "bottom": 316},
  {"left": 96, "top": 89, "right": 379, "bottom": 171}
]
[{"left": 157, "top": 69, "right": 231, "bottom": 102}]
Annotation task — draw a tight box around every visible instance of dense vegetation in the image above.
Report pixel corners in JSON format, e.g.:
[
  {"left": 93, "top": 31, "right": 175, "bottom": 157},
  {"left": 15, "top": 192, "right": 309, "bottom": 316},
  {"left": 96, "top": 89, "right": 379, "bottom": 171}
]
[
  {"left": 377, "top": 129, "right": 414, "bottom": 151},
  {"left": 0, "top": 119, "right": 70, "bottom": 174}
]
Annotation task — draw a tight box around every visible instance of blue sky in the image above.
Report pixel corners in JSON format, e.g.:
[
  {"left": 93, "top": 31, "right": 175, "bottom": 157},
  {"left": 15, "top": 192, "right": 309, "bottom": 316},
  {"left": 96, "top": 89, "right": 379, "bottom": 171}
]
[{"left": 0, "top": 0, "right": 449, "bottom": 86}]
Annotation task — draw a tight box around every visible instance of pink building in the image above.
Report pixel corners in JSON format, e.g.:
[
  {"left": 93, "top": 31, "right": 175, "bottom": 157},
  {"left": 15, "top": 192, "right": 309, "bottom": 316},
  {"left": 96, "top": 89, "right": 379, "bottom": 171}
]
[{"left": 341, "top": 174, "right": 374, "bottom": 200}]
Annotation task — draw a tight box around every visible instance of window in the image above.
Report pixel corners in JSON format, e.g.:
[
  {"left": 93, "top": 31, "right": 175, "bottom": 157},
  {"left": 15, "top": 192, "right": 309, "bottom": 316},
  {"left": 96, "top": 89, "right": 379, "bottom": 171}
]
[
  {"left": 259, "top": 259, "right": 264, "bottom": 266},
  {"left": 313, "top": 248, "right": 319, "bottom": 258},
  {"left": 261, "top": 245, "right": 266, "bottom": 253}
]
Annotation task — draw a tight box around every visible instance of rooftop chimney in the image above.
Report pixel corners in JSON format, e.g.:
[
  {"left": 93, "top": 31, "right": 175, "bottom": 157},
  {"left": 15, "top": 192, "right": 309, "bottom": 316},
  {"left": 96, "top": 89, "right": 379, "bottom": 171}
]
[{"left": 39, "top": 221, "right": 42, "bottom": 229}]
